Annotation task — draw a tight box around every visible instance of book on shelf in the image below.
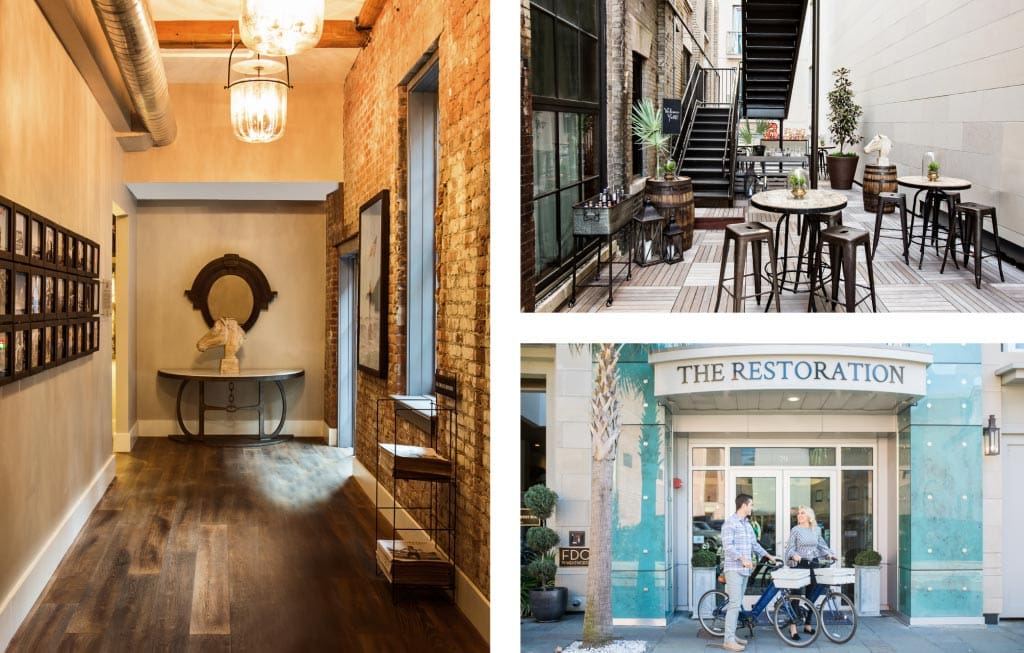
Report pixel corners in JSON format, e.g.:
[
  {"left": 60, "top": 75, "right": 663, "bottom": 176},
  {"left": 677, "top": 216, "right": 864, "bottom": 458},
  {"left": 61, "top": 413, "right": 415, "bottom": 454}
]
[
  {"left": 376, "top": 539, "right": 453, "bottom": 585},
  {"left": 378, "top": 442, "right": 452, "bottom": 479}
]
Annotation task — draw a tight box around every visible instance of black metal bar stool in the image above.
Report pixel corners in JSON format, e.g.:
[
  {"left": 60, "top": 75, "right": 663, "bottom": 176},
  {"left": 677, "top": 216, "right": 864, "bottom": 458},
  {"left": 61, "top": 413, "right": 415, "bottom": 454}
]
[
  {"left": 911, "top": 192, "right": 960, "bottom": 264},
  {"left": 872, "top": 192, "right": 910, "bottom": 264},
  {"left": 808, "top": 225, "right": 878, "bottom": 313},
  {"left": 663, "top": 223, "right": 686, "bottom": 264},
  {"left": 794, "top": 211, "right": 843, "bottom": 288},
  {"left": 715, "top": 222, "right": 781, "bottom": 313},
  {"left": 632, "top": 205, "right": 665, "bottom": 267},
  {"left": 955, "top": 202, "right": 1005, "bottom": 288}
]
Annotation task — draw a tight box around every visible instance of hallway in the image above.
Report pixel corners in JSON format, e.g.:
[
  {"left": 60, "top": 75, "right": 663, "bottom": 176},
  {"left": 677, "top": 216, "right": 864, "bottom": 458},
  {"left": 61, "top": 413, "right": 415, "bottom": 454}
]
[{"left": 7, "top": 439, "right": 486, "bottom": 652}]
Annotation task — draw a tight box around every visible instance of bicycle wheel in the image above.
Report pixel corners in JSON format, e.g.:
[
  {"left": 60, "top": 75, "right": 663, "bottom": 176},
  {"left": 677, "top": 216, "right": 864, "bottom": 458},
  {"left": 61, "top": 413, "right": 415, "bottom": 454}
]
[
  {"left": 818, "top": 591, "right": 857, "bottom": 643},
  {"left": 771, "top": 594, "right": 819, "bottom": 648},
  {"left": 697, "top": 589, "right": 729, "bottom": 637}
]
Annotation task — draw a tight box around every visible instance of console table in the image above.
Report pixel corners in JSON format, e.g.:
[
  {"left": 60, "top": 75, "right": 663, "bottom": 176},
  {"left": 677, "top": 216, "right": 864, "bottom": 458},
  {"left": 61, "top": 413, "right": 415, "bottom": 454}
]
[{"left": 157, "top": 368, "right": 304, "bottom": 447}]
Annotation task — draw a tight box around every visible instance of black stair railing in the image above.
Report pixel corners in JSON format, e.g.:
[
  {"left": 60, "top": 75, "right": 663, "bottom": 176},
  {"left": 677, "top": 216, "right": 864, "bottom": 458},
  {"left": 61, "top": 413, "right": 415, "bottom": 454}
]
[
  {"left": 670, "top": 66, "right": 739, "bottom": 166},
  {"left": 725, "top": 70, "right": 741, "bottom": 195}
]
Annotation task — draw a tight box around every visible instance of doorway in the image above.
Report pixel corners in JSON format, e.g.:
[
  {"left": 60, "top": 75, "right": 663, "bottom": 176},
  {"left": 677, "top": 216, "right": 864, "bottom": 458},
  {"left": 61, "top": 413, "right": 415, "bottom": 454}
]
[
  {"left": 336, "top": 252, "right": 358, "bottom": 450},
  {"left": 1004, "top": 436, "right": 1024, "bottom": 616}
]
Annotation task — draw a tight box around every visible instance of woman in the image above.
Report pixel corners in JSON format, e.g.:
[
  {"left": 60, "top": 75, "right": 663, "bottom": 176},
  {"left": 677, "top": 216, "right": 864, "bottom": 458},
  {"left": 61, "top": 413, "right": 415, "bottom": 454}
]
[{"left": 783, "top": 505, "right": 837, "bottom": 640}]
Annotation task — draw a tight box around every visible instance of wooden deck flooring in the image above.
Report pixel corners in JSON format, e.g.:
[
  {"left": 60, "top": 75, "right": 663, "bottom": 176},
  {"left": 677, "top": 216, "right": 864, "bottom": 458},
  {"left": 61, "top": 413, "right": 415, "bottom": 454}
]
[
  {"left": 7, "top": 439, "right": 487, "bottom": 653},
  {"left": 562, "top": 190, "right": 1024, "bottom": 313}
]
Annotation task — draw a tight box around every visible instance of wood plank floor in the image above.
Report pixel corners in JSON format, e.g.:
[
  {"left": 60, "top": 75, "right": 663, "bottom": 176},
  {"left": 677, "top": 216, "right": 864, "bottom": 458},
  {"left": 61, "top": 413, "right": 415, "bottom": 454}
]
[
  {"left": 562, "top": 188, "right": 1024, "bottom": 313},
  {"left": 8, "top": 438, "right": 487, "bottom": 653}
]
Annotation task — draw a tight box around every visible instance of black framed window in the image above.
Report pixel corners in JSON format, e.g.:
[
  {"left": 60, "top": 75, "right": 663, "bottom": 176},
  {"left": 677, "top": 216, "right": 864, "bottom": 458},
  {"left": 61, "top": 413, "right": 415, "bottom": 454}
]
[
  {"left": 632, "top": 53, "right": 645, "bottom": 176},
  {"left": 530, "top": 1, "right": 603, "bottom": 294}
]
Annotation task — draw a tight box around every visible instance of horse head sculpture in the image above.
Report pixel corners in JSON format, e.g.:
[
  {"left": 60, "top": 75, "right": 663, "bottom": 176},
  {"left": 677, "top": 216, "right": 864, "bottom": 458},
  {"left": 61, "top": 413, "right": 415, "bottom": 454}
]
[
  {"left": 196, "top": 317, "right": 246, "bottom": 375},
  {"left": 864, "top": 134, "right": 893, "bottom": 166}
]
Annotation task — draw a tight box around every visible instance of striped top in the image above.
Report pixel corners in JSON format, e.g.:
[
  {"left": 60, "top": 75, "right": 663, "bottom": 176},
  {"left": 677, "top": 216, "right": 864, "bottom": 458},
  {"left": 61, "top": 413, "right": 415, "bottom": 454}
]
[
  {"left": 784, "top": 526, "right": 834, "bottom": 563},
  {"left": 722, "top": 513, "right": 769, "bottom": 576}
]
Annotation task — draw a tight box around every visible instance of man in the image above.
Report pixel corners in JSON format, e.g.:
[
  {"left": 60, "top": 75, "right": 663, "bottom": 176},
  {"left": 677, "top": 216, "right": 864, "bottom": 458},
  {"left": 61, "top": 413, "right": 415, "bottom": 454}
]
[{"left": 721, "top": 493, "right": 780, "bottom": 652}]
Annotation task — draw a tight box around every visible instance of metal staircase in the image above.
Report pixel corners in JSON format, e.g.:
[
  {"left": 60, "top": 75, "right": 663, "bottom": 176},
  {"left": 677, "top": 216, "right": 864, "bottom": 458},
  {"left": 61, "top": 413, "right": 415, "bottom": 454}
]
[
  {"left": 741, "top": 0, "right": 809, "bottom": 119},
  {"left": 672, "top": 67, "right": 740, "bottom": 208}
]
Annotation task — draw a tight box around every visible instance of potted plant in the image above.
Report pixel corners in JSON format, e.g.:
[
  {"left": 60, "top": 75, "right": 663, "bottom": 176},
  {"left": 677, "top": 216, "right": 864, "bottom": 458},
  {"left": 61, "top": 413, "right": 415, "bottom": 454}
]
[
  {"left": 631, "top": 99, "right": 696, "bottom": 250},
  {"left": 690, "top": 548, "right": 719, "bottom": 619},
  {"left": 523, "top": 484, "right": 567, "bottom": 622},
  {"left": 739, "top": 120, "right": 768, "bottom": 155},
  {"left": 853, "top": 549, "right": 881, "bottom": 617},
  {"left": 662, "top": 159, "right": 677, "bottom": 179},
  {"left": 788, "top": 170, "right": 808, "bottom": 199},
  {"left": 927, "top": 161, "right": 940, "bottom": 181},
  {"left": 826, "top": 67, "right": 864, "bottom": 190}
]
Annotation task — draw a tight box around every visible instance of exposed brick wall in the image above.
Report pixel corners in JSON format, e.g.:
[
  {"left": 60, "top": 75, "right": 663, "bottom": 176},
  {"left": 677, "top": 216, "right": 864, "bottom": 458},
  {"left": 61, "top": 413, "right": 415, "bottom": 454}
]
[
  {"left": 323, "top": 187, "right": 344, "bottom": 430},
  {"left": 521, "top": 1, "right": 536, "bottom": 312},
  {"left": 325, "top": 0, "right": 490, "bottom": 598}
]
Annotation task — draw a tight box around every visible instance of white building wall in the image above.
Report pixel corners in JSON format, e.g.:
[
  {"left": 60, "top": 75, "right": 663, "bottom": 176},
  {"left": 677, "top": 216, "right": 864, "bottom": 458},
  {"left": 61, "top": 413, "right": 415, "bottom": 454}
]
[{"left": 815, "top": 0, "right": 1024, "bottom": 246}]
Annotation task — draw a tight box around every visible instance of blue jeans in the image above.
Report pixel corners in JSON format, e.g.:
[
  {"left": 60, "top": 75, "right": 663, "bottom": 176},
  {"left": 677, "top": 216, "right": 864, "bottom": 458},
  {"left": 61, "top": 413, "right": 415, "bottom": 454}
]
[{"left": 724, "top": 569, "right": 749, "bottom": 644}]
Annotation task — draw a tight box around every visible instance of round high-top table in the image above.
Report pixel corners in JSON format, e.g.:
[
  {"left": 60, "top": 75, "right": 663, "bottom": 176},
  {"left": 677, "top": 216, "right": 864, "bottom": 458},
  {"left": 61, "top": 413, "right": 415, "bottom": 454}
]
[
  {"left": 897, "top": 176, "right": 971, "bottom": 270},
  {"left": 750, "top": 189, "right": 848, "bottom": 298},
  {"left": 158, "top": 368, "right": 304, "bottom": 447}
]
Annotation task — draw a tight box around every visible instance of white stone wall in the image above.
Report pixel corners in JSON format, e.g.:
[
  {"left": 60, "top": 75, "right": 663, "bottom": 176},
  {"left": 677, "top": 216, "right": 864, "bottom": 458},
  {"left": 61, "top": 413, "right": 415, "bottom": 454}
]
[{"left": 816, "top": 0, "right": 1024, "bottom": 246}]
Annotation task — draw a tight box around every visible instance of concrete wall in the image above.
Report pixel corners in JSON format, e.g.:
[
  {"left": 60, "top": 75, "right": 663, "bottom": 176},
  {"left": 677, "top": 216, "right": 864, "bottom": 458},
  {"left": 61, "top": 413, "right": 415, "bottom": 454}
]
[
  {"left": 124, "top": 83, "right": 344, "bottom": 183},
  {"left": 818, "top": 0, "right": 1024, "bottom": 245},
  {"left": 0, "top": 0, "right": 123, "bottom": 644},
  {"left": 135, "top": 201, "right": 325, "bottom": 437}
]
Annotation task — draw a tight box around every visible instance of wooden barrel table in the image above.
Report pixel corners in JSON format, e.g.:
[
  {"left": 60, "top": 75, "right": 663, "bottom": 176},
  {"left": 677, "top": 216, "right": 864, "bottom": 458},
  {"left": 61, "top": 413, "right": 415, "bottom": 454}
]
[
  {"left": 645, "top": 176, "right": 695, "bottom": 250},
  {"left": 863, "top": 164, "right": 897, "bottom": 214}
]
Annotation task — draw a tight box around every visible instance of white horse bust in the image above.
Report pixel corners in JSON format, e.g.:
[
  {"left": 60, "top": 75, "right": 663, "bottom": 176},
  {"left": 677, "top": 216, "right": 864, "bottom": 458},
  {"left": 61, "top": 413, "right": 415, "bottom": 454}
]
[
  {"left": 196, "top": 317, "right": 246, "bottom": 375},
  {"left": 864, "top": 134, "right": 893, "bottom": 167}
]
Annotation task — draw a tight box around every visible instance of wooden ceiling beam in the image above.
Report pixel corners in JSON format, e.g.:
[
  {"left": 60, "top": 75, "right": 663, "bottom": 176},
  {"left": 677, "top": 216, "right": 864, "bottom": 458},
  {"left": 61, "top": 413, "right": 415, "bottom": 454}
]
[
  {"left": 356, "top": 0, "right": 388, "bottom": 29},
  {"left": 155, "top": 20, "right": 367, "bottom": 49}
]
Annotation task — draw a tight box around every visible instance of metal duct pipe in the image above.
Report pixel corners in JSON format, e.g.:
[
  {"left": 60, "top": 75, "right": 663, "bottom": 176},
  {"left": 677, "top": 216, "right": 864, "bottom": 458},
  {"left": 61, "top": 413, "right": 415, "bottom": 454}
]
[{"left": 91, "top": 0, "right": 176, "bottom": 146}]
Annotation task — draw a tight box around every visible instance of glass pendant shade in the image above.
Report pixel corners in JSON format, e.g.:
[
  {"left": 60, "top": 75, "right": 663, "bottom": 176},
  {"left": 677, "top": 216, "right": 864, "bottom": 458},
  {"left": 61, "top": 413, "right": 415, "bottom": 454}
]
[
  {"left": 240, "top": 0, "right": 324, "bottom": 56},
  {"left": 230, "top": 80, "right": 288, "bottom": 143}
]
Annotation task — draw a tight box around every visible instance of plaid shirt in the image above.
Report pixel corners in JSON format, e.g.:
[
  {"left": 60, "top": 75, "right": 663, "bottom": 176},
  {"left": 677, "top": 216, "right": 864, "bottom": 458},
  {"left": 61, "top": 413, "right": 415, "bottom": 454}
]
[{"left": 722, "top": 513, "right": 768, "bottom": 576}]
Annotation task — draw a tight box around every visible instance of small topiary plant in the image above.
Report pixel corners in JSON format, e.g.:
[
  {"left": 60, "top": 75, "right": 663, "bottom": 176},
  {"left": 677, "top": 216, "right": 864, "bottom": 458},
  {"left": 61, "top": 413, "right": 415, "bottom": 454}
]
[
  {"left": 524, "top": 484, "right": 558, "bottom": 521},
  {"left": 854, "top": 549, "right": 882, "bottom": 566},
  {"left": 523, "top": 484, "right": 561, "bottom": 589},
  {"left": 928, "top": 161, "right": 940, "bottom": 173},
  {"left": 692, "top": 548, "right": 719, "bottom": 568}
]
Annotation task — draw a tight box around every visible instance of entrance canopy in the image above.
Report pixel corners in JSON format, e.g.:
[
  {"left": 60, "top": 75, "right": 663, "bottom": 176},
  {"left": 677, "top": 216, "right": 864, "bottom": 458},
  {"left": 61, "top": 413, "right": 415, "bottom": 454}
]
[{"left": 649, "top": 345, "right": 932, "bottom": 413}]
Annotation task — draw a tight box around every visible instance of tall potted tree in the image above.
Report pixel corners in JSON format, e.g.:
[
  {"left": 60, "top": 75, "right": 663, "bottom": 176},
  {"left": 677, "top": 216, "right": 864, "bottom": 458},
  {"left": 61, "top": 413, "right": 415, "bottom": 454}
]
[
  {"left": 826, "top": 67, "right": 864, "bottom": 190},
  {"left": 632, "top": 100, "right": 696, "bottom": 250},
  {"left": 524, "top": 484, "right": 567, "bottom": 622}
]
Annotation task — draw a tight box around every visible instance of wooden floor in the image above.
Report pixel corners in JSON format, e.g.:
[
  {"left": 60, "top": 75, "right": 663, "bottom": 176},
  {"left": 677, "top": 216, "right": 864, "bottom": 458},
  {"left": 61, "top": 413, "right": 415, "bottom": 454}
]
[
  {"left": 8, "top": 439, "right": 486, "bottom": 653},
  {"left": 562, "top": 186, "right": 1024, "bottom": 313}
]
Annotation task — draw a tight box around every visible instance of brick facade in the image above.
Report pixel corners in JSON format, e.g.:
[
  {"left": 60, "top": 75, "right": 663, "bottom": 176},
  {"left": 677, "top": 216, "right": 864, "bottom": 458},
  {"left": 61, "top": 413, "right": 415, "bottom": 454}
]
[{"left": 324, "top": 0, "right": 490, "bottom": 597}]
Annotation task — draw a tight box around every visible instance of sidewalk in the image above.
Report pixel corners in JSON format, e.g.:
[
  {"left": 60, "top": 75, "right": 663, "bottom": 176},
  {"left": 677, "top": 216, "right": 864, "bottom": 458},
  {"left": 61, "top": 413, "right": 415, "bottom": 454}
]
[{"left": 521, "top": 613, "right": 1024, "bottom": 652}]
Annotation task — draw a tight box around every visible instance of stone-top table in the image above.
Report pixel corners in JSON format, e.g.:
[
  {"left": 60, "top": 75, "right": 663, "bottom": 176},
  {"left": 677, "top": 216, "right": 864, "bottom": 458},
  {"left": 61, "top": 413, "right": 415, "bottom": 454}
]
[
  {"left": 157, "top": 368, "right": 304, "bottom": 447},
  {"left": 897, "top": 176, "right": 972, "bottom": 270}
]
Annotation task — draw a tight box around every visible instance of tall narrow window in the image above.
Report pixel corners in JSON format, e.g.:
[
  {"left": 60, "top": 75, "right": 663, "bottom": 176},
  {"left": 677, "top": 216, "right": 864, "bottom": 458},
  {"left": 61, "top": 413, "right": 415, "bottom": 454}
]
[
  {"left": 632, "top": 53, "right": 645, "bottom": 176},
  {"left": 407, "top": 60, "right": 438, "bottom": 396},
  {"left": 530, "top": 1, "right": 602, "bottom": 296}
]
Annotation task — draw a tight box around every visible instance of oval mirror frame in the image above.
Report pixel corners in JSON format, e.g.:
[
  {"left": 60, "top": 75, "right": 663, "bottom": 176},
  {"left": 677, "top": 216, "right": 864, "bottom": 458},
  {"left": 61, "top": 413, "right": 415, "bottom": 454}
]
[{"left": 185, "top": 253, "right": 276, "bottom": 332}]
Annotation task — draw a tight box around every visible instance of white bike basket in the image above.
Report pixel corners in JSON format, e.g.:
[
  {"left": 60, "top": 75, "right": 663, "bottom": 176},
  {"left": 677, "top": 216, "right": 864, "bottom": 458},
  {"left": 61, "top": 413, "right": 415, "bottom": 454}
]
[
  {"left": 815, "top": 567, "right": 855, "bottom": 585},
  {"left": 772, "top": 567, "right": 811, "bottom": 589}
]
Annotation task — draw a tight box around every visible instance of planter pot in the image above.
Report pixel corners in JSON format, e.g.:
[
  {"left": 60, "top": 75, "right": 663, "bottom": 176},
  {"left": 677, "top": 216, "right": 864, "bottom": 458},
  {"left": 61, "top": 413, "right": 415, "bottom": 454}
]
[
  {"left": 529, "top": 587, "right": 567, "bottom": 622},
  {"left": 691, "top": 567, "right": 717, "bottom": 618},
  {"left": 645, "top": 177, "right": 695, "bottom": 250},
  {"left": 854, "top": 565, "right": 881, "bottom": 616},
  {"left": 827, "top": 155, "right": 859, "bottom": 190},
  {"left": 752, "top": 144, "right": 766, "bottom": 156}
]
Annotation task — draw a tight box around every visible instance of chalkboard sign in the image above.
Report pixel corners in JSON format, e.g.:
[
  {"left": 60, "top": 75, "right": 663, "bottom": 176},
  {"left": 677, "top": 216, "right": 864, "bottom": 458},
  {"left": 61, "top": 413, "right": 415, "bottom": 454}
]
[
  {"left": 434, "top": 372, "right": 457, "bottom": 399},
  {"left": 662, "top": 99, "right": 682, "bottom": 134}
]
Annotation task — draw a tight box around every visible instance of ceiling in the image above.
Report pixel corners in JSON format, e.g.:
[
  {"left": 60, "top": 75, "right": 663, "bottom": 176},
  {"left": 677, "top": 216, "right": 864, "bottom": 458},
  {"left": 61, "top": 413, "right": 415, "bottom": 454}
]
[
  {"left": 663, "top": 389, "right": 919, "bottom": 413},
  {"left": 149, "top": 0, "right": 366, "bottom": 84}
]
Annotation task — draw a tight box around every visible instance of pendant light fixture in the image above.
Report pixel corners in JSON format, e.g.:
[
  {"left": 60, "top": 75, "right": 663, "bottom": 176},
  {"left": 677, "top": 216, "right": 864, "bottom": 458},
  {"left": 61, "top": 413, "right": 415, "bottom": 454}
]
[
  {"left": 226, "top": 44, "right": 292, "bottom": 143},
  {"left": 240, "top": 0, "right": 324, "bottom": 56}
]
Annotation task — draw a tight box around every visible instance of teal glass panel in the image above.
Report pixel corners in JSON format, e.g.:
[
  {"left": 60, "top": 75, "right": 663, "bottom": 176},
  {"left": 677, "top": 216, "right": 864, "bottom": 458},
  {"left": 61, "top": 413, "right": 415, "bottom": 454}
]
[
  {"left": 611, "top": 569, "right": 669, "bottom": 620},
  {"left": 905, "top": 569, "right": 982, "bottom": 618},
  {"left": 908, "top": 363, "right": 982, "bottom": 426},
  {"left": 911, "top": 343, "right": 981, "bottom": 364},
  {"left": 898, "top": 566, "right": 912, "bottom": 616},
  {"left": 908, "top": 425, "right": 982, "bottom": 568},
  {"left": 898, "top": 427, "right": 912, "bottom": 575}
]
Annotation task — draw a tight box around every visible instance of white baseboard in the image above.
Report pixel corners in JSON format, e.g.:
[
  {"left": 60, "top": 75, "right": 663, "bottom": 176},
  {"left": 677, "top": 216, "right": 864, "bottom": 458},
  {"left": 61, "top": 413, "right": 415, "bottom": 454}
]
[
  {"left": 326, "top": 424, "right": 338, "bottom": 447},
  {"left": 352, "top": 458, "right": 490, "bottom": 643},
  {"left": 113, "top": 422, "right": 138, "bottom": 452},
  {"left": 0, "top": 456, "right": 115, "bottom": 650},
  {"left": 138, "top": 419, "right": 326, "bottom": 439}
]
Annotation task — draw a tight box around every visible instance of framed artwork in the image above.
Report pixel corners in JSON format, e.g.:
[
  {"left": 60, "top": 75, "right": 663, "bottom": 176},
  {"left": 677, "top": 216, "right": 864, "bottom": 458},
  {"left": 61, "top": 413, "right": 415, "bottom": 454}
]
[
  {"left": 76, "top": 321, "right": 85, "bottom": 356},
  {"left": 92, "top": 317, "right": 99, "bottom": 351},
  {"left": 13, "top": 269, "right": 27, "bottom": 318},
  {"left": 30, "top": 272, "right": 42, "bottom": 317},
  {"left": 44, "top": 275, "right": 55, "bottom": 315},
  {"left": 13, "top": 209, "right": 28, "bottom": 260},
  {"left": 76, "top": 240, "right": 85, "bottom": 272},
  {"left": 56, "top": 229, "right": 65, "bottom": 269},
  {"left": 357, "top": 190, "right": 389, "bottom": 378},
  {"left": 78, "top": 279, "right": 86, "bottom": 314},
  {"left": 68, "top": 278, "right": 77, "bottom": 317},
  {"left": 0, "top": 328, "right": 9, "bottom": 384},
  {"left": 44, "top": 223, "right": 56, "bottom": 266},
  {"left": 91, "top": 280, "right": 100, "bottom": 314},
  {"left": 29, "top": 215, "right": 43, "bottom": 262},
  {"left": 56, "top": 275, "right": 66, "bottom": 317},
  {"left": 92, "top": 243, "right": 99, "bottom": 276},
  {"left": 54, "top": 322, "right": 64, "bottom": 362},
  {"left": 0, "top": 201, "right": 10, "bottom": 257},
  {"left": 29, "top": 326, "right": 42, "bottom": 370},
  {"left": 43, "top": 325, "right": 53, "bottom": 366},
  {"left": 13, "top": 329, "right": 26, "bottom": 375},
  {"left": 814, "top": 489, "right": 825, "bottom": 502},
  {"left": 0, "top": 263, "right": 9, "bottom": 321}
]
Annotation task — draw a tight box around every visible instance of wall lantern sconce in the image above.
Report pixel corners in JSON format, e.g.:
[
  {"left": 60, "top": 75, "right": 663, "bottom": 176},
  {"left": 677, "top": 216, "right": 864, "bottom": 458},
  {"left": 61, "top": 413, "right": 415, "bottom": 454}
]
[
  {"left": 240, "top": 0, "right": 324, "bottom": 56},
  {"left": 983, "top": 414, "right": 1001, "bottom": 456},
  {"left": 225, "top": 44, "right": 292, "bottom": 144}
]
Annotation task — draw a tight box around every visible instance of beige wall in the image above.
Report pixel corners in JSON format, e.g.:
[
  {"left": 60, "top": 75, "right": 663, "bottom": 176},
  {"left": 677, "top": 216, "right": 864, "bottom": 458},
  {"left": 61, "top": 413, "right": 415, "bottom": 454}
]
[
  {"left": 135, "top": 201, "right": 326, "bottom": 437},
  {"left": 124, "top": 83, "right": 344, "bottom": 183},
  {"left": 0, "top": 0, "right": 121, "bottom": 615}
]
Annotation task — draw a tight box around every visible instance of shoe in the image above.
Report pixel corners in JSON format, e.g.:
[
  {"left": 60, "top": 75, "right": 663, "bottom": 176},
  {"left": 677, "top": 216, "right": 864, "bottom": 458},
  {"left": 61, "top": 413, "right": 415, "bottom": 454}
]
[
  {"left": 790, "top": 632, "right": 801, "bottom": 641},
  {"left": 804, "top": 626, "right": 815, "bottom": 634},
  {"left": 723, "top": 642, "right": 745, "bottom": 652}
]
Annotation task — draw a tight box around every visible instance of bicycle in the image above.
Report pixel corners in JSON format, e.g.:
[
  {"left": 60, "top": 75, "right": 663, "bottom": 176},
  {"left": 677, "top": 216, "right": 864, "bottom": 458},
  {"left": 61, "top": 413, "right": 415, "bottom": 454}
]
[
  {"left": 801, "top": 558, "right": 858, "bottom": 644},
  {"left": 696, "top": 559, "right": 820, "bottom": 648}
]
